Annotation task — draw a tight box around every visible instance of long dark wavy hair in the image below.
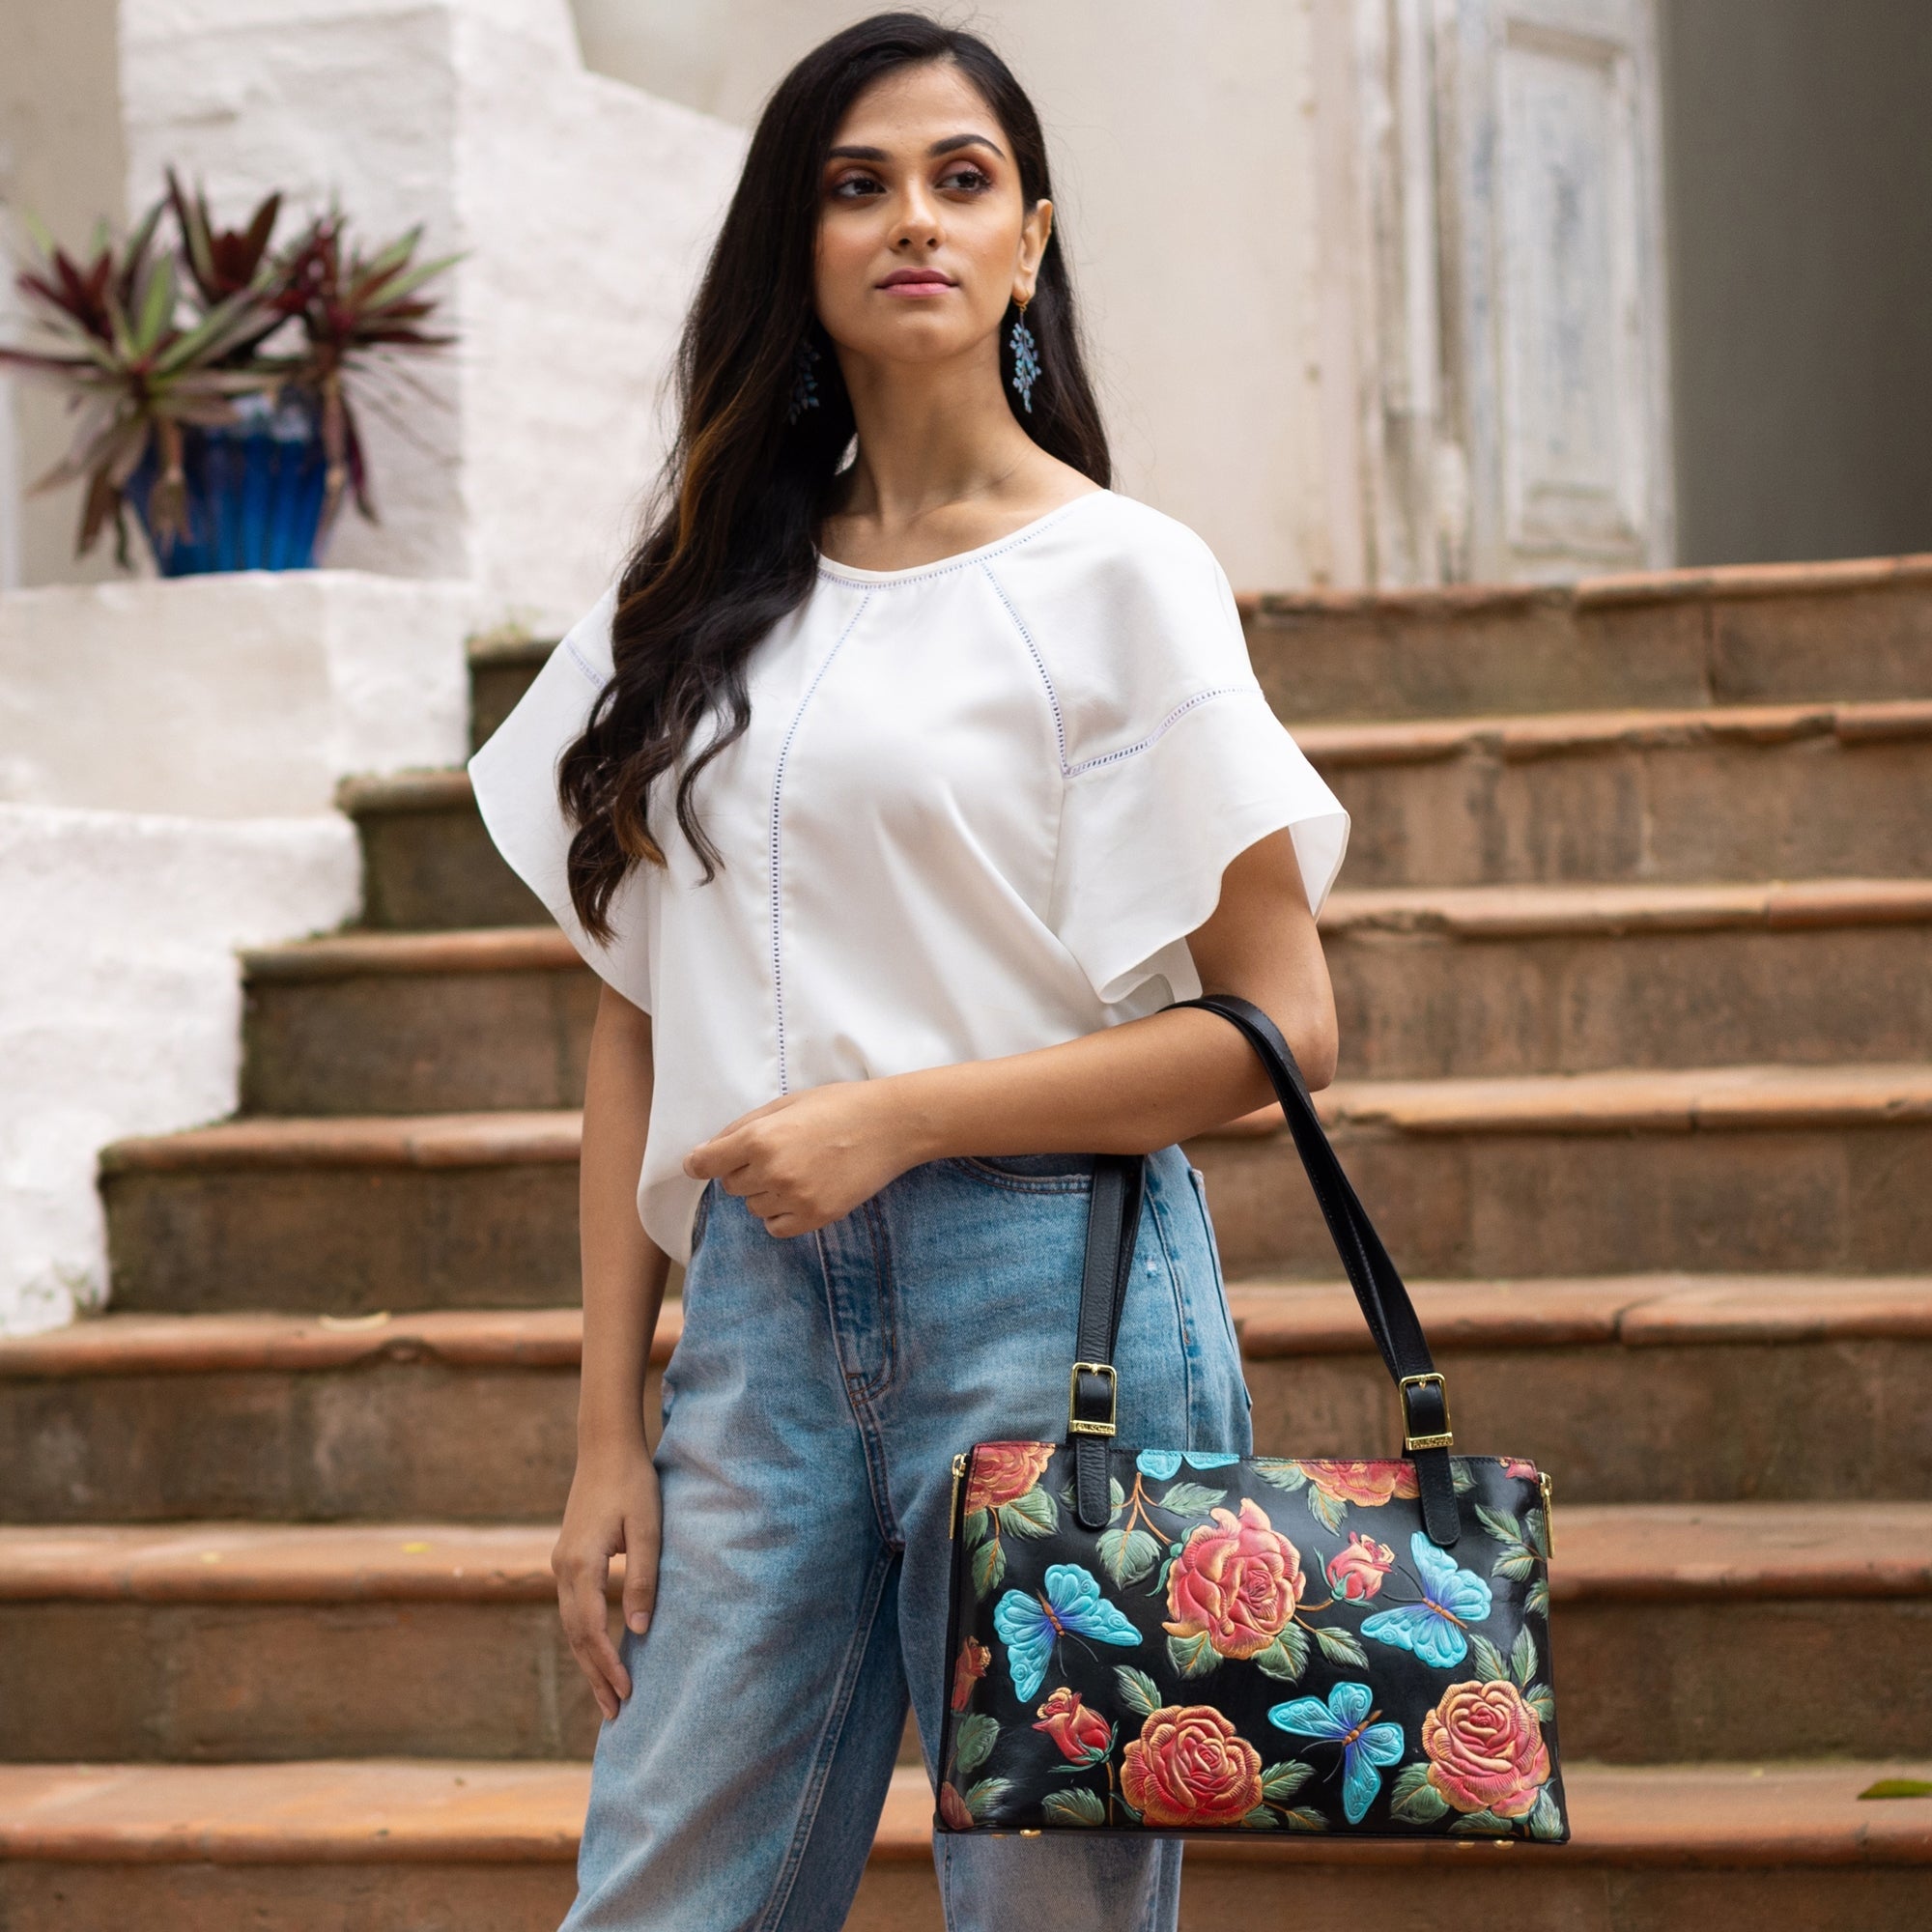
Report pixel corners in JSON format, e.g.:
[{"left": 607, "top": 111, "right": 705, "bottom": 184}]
[{"left": 558, "top": 12, "right": 1111, "bottom": 940}]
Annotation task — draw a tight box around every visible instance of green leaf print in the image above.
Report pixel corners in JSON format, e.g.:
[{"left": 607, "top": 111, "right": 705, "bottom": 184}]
[
  {"left": 1041, "top": 1787, "right": 1107, "bottom": 1827},
  {"left": 1166, "top": 1628, "right": 1219, "bottom": 1679},
  {"left": 1098, "top": 1525, "right": 1161, "bottom": 1587},
  {"left": 1151, "top": 1481, "right": 1227, "bottom": 1517},
  {"left": 1312, "top": 1624, "right": 1368, "bottom": 1668},
  {"left": 962, "top": 1778, "right": 1013, "bottom": 1822},
  {"left": 953, "top": 1713, "right": 1000, "bottom": 1778},
  {"left": 971, "top": 1534, "right": 1006, "bottom": 1599},
  {"left": 1528, "top": 1788, "right": 1565, "bottom": 1838},
  {"left": 1238, "top": 1805, "right": 1279, "bottom": 1829},
  {"left": 1260, "top": 1761, "right": 1314, "bottom": 1802},
  {"left": 1114, "top": 1664, "right": 1162, "bottom": 1719},
  {"left": 1251, "top": 1459, "right": 1307, "bottom": 1492},
  {"left": 998, "top": 1487, "right": 1057, "bottom": 1539},
  {"left": 1388, "top": 1764, "right": 1450, "bottom": 1824},
  {"left": 1509, "top": 1625, "right": 1538, "bottom": 1687},
  {"left": 1467, "top": 1633, "right": 1509, "bottom": 1682}
]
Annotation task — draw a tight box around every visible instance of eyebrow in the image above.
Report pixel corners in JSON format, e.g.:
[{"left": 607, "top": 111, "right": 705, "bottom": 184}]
[{"left": 826, "top": 132, "right": 1008, "bottom": 162}]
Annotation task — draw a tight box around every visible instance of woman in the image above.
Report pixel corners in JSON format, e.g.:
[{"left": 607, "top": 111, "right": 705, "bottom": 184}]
[{"left": 469, "top": 14, "right": 1350, "bottom": 1930}]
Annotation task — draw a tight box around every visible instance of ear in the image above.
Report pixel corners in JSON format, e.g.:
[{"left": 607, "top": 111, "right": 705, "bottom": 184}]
[{"left": 1014, "top": 197, "right": 1054, "bottom": 304}]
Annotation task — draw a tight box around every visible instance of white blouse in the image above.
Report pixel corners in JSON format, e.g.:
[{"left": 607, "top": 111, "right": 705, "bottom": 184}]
[{"left": 469, "top": 489, "right": 1349, "bottom": 1263}]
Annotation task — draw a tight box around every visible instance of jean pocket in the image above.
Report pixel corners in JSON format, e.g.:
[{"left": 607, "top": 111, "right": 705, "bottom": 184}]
[
  {"left": 944, "top": 1152, "right": 1095, "bottom": 1192},
  {"left": 1185, "top": 1164, "right": 1248, "bottom": 1401}
]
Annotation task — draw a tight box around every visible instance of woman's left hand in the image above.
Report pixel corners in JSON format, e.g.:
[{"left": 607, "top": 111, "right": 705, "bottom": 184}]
[{"left": 683, "top": 1081, "right": 916, "bottom": 1237}]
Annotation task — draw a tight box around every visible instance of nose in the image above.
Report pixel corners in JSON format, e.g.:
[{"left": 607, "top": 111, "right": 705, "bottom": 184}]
[{"left": 891, "top": 178, "right": 943, "bottom": 252}]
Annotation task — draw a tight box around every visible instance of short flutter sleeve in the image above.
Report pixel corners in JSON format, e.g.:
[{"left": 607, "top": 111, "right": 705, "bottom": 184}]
[
  {"left": 467, "top": 579, "right": 656, "bottom": 1012},
  {"left": 1015, "top": 510, "right": 1350, "bottom": 1009}
]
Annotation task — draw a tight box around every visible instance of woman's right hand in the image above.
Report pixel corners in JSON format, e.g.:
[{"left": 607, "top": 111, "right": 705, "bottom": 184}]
[{"left": 553, "top": 1436, "right": 662, "bottom": 1721}]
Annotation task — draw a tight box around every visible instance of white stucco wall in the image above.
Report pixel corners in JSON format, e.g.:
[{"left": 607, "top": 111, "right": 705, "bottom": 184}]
[
  {"left": 0, "top": 803, "right": 359, "bottom": 1333},
  {"left": 0, "top": 570, "right": 477, "bottom": 818},
  {"left": 119, "top": 0, "right": 746, "bottom": 627}
]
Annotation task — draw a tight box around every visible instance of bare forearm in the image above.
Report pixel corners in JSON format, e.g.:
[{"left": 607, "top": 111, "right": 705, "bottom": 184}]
[
  {"left": 883, "top": 1000, "right": 1325, "bottom": 1165},
  {"left": 578, "top": 988, "right": 670, "bottom": 1453}
]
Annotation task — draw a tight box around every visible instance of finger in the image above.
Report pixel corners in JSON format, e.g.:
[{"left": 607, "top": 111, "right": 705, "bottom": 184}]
[
  {"left": 555, "top": 1565, "right": 629, "bottom": 1714},
  {"left": 620, "top": 1520, "right": 659, "bottom": 1636}
]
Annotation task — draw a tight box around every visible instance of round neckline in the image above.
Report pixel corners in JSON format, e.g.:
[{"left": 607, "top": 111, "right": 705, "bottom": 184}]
[{"left": 812, "top": 487, "right": 1114, "bottom": 584}]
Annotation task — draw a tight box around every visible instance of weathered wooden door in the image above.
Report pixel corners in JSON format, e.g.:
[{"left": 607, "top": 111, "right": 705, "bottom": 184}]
[{"left": 1351, "top": 0, "right": 1672, "bottom": 583}]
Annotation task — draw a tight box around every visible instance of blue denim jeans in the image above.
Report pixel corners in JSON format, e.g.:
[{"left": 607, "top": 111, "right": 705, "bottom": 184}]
[{"left": 560, "top": 1144, "right": 1253, "bottom": 1932}]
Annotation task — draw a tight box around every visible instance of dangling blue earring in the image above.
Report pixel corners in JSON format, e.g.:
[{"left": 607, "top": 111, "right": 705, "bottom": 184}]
[
  {"left": 1009, "top": 295, "right": 1040, "bottom": 414},
  {"left": 787, "top": 335, "right": 822, "bottom": 425}
]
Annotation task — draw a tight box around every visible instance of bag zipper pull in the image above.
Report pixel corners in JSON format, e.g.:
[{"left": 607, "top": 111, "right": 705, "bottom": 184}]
[
  {"left": 950, "top": 1453, "right": 969, "bottom": 1539},
  {"left": 1537, "top": 1468, "right": 1555, "bottom": 1559}
]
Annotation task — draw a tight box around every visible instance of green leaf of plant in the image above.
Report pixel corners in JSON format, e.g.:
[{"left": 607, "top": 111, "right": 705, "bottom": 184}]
[
  {"left": 1523, "top": 1507, "right": 1550, "bottom": 1561},
  {"left": 1509, "top": 1625, "right": 1538, "bottom": 1688},
  {"left": 1041, "top": 1787, "right": 1106, "bottom": 1827},
  {"left": 1307, "top": 1489, "right": 1347, "bottom": 1533},
  {"left": 972, "top": 1535, "right": 1006, "bottom": 1599},
  {"left": 963, "top": 1508, "right": 989, "bottom": 1546},
  {"left": 963, "top": 1777, "right": 1014, "bottom": 1822},
  {"left": 1448, "top": 1808, "right": 1516, "bottom": 1836},
  {"left": 1151, "top": 1482, "right": 1226, "bottom": 1516},
  {"left": 1312, "top": 1624, "right": 1368, "bottom": 1668},
  {"left": 1388, "top": 1763, "right": 1434, "bottom": 1804},
  {"left": 1390, "top": 1776, "right": 1451, "bottom": 1824},
  {"left": 1098, "top": 1526, "right": 1161, "bottom": 1587},
  {"left": 1238, "top": 1804, "right": 1279, "bottom": 1829},
  {"left": 1452, "top": 1460, "right": 1477, "bottom": 1492},
  {"left": 1526, "top": 1578, "right": 1549, "bottom": 1619},
  {"left": 1468, "top": 1633, "right": 1508, "bottom": 1683},
  {"left": 1492, "top": 1550, "right": 1536, "bottom": 1580},
  {"left": 1251, "top": 1458, "right": 1307, "bottom": 1492},
  {"left": 1475, "top": 1504, "right": 1523, "bottom": 1548},
  {"left": 1166, "top": 1629, "right": 1218, "bottom": 1679},
  {"left": 999, "top": 1487, "right": 1057, "bottom": 1539},
  {"left": 1114, "top": 1664, "right": 1162, "bottom": 1719},
  {"left": 1528, "top": 1787, "right": 1565, "bottom": 1838},
  {"left": 1109, "top": 1476, "right": 1126, "bottom": 1512},
  {"left": 954, "top": 1713, "right": 999, "bottom": 1777},
  {"left": 1252, "top": 1631, "right": 1307, "bottom": 1683},
  {"left": 1526, "top": 1685, "right": 1556, "bottom": 1722},
  {"left": 1282, "top": 1805, "right": 1328, "bottom": 1831},
  {"left": 1261, "top": 1760, "right": 1314, "bottom": 1802}
]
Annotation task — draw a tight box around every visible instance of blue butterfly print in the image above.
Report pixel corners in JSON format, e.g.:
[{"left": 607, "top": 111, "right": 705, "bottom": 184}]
[
  {"left": 1135, "top": 1450, "right": 1242, "bottom": 1479},
  {"left": 1358, "top": 1529, "right": 1493, "bottom": 1668},
  {"left": 1268, "top": 1680, "right": 1406, "bottom": 1824},
  {"left": 992, "top": 1563, "right": 1141, "bottom": 1701}
]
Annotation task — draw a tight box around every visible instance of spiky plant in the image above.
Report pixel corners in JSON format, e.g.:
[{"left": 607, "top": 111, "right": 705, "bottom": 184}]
[
  {"left": 0, "top": 196, "right": 283, "bottom": 562},
  {"left": 260, "top": 204, "right": 463, "bottom": 532}
]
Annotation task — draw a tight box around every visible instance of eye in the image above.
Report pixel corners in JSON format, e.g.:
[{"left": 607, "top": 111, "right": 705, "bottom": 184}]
[
  {"left": 938, "top": 164, "right": 993, "bottom": 193},
  {"left": 829, "top": 171, "right": 886, "bottom": 200}
]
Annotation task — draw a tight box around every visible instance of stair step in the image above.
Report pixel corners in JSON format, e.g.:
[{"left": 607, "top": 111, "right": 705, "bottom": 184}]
[
  {"left": 99, "top": 1111, "right": 582, "bottom": 1313},
  {"left": 6, "top": 1279, "right": 1928, "bottom": 1521},
  {"left": 2, "top": 1757, "right": 1927, "bottom": 1931},
  {"left": 469, "top": 558, "right": 1932, "bottom": 740},
  {"left": 2, "top": 1504, "right": 1927, "bottom": 1762},
  {"left": 337, "top": 771, "right": 541, "bottom": 931},
  {"left": 1199, "top": 1061, "right": 1932, "bottom": 1277},
  {"left": 1307, "top": 698, "right": 1932, "bottom": 886},
  {"left": 232, "top": 880, "right": 1932, "bottom": 1115},
  {"left": 347, "top": 696, "right": 1932, "bottom": 934},
  {"left": 99, "top": 1064, "right": 1932, "bottom": 1310},
  {"left": 242, "top": 927, "right": 594, "bottom": 1115},
  {"left": 1247, "top": 551, "right": 1932, "bottom": 721},
  {"left": 1325, "top": 877, "right": 1932, "bottom": 1077}
]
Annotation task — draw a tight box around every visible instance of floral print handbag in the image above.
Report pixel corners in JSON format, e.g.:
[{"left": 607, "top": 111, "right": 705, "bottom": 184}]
[{"left": 934, "top": 993, "right": 1570, "bottom": 1843}]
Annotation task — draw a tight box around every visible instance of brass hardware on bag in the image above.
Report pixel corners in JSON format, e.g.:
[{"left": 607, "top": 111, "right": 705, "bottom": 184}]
[
  {"left": 950, "top": 1453, "right": 969, "bottom": 1538},
  {"left": 1398, "top": 1371, "right": 1454, "bottom": 1451},
  {"left": 1538, "top": 1468, "right": 1555, "bottom": 1557},
  {"left": 1067, "top": 1361, "right": 1118, "bottom": 1437},
  {"left": 1019, "top": 1829, "right": 1041, "bottom": 1837}
]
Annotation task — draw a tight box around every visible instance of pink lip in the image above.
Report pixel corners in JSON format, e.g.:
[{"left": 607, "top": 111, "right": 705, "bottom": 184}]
[{"left": 877, "top": 270, "right": 955, "bottom": 294}]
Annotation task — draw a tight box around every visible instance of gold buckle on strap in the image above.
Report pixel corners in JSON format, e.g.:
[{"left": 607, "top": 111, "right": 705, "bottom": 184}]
[
  {"left": 1399, "top": 1372, "right": 1454, "bottom": 1451},
  {"left": 1068, "top": 1361, "right": 1118, "bottom": 1437}
]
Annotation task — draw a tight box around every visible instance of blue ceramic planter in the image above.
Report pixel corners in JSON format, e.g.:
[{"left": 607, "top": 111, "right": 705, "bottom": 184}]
[{"left": 128, "top": 386, "right": 331, "bottom": 576}]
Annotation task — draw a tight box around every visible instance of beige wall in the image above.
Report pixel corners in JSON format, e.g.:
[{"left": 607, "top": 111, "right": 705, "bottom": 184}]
[
  {"left": 571, "top": 0, "right": 1365, "bottom": 592},
  {"left": 0, "top": 0, "right": 129, "bottom": 588}
]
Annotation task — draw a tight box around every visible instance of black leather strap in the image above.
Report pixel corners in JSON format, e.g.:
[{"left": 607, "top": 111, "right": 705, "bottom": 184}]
[
  {"left": 1166, "top": 994, "right": 1460, "bottom": 1546},
  {"left": 1071, "top": 1153, "right": 1145, "bottom": 1530}
]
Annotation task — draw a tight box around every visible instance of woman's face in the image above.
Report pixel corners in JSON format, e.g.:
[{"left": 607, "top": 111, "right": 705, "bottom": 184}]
[{"left": 813, "top": 59, "right": 1051, "bottom": 373}]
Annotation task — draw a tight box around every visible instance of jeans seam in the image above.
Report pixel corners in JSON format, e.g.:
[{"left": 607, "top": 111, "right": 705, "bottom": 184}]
[
  {"left": 940, "top": 1156, "right": 1093, "bottom": 1194},
  {"left": 751, "top": 1542, "right": 896, "bottom": 1932},
  {"left": 1145, "top": 1174, "right": 1198, "bottom": 1451}
]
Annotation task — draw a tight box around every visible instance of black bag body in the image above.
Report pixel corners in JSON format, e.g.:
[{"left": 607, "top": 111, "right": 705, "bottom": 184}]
[{"left": 933, "top": 994, "right": 1570, "bottom": 1844}]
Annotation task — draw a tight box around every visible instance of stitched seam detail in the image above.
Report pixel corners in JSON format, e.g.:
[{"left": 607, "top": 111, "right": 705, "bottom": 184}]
[
  {"left": 1065, "top": 684, "right": 1252, "bottom": 776},
  {"left": 563, "top": 637, "right": 602, "bottom": 686},
  {"left": 770, "top": 590, "right": 871, "bottom": 1093},
  {"left": 980, "top": 561, "right": 1071, "bottom": 775},
  {"left": 752, "top": 1545, "right": 896, "bottom": 1932},
  {"left": 983, "top": 559, "right": 1253, "bottom": 781},
  {"left": 812, "top": 495, "right": 1092, "bottom": 587},
  {"left": 942, "top": 1156, "right": 1092, "bottom": 1195}
]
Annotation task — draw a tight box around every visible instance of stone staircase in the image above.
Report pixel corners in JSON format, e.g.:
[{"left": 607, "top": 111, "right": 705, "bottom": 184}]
[{"left": 4, "top": 559, "right": 1931, "bottom": 1929}]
